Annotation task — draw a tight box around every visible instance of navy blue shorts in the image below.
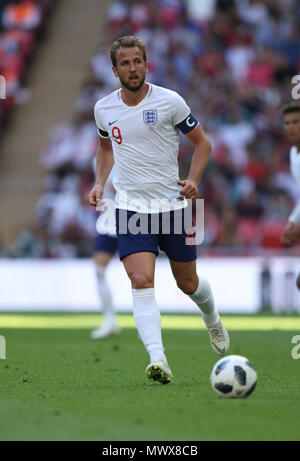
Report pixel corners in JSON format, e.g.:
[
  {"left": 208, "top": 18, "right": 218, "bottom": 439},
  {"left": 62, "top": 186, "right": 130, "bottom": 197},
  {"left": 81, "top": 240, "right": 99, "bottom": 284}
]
[
  {"left": 116, "top": 209, "right": 197, "bottom": 262},
  {"left": 94, "top": 234, "right": 118, "bottom": 255}
]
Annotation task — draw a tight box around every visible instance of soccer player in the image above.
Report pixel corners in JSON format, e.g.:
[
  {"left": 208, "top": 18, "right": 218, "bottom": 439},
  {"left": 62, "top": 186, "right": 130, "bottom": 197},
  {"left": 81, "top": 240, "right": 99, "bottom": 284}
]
[
  {"left": 89, "top": 36, "right": 229, "bottom": 384},
  {"left": 91, "top": 165, "right": 121, "bottom": 339},
  {"left": 281, "top": 102, "right": 300, "bottom": 289}
]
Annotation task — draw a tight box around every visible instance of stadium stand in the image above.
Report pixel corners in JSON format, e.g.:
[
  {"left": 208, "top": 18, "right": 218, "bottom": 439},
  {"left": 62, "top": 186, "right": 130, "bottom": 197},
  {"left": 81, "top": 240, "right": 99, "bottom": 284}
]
[
  {"left": 0, "top": 0, "right": 110, "bottom": 256},
  {"left": 2, "top": 0, "right": 300, "bottom": 257},
  {"left": 0, "top": 0, "right": 56, "bottom": 130}
]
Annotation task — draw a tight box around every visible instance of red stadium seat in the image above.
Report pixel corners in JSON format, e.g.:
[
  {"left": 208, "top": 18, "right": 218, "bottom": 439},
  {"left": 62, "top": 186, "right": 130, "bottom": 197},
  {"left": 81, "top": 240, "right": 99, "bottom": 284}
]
[
  {"left": 237, "top": 219, "right": 262, "bottom": 247},
  {"left": 260, "top": 220, "right": 286, "bottom": 249}
]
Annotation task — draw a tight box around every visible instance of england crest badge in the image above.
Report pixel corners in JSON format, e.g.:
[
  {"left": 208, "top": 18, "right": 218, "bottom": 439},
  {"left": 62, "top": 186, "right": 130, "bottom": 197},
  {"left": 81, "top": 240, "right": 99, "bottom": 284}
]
[{"left": 143, "top": 109, "right": 158, "bottom": 126}]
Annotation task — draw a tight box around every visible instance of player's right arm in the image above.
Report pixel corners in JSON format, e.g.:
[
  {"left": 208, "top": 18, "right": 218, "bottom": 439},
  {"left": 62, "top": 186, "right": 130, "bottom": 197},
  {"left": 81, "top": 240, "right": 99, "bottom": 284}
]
[
  {"left": 89, "top": 136, "right": 114, "bottom": 207},
  {"left": 281, "top": 221, "right": 300, "bottom": 245},
  {"left": 281, "top": 199, "right": 300, "bottom": 244},
  {"left": 281, "top": 196, "right": 300, "bottom": 244}
]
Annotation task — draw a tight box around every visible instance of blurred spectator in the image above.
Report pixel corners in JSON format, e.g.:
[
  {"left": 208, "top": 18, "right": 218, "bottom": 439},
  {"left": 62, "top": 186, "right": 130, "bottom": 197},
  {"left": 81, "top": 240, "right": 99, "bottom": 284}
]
[
  {"left": 0, "top": 0, "right": 55, "bottom": 131},
  {"left": 12, "top": 229, "right": 45, "bottom": 258},
  {"left": 2, "top": 0, "right": 41, "bottom": 31},
  {"left": 186, "top": 0, "right": 216, "bottom": 23},
  {"left": 41, "top": 113, "right": 97, "bottom": 171},
  {"left": 215, "top": 206, "right": 242, "bottom": 247}
]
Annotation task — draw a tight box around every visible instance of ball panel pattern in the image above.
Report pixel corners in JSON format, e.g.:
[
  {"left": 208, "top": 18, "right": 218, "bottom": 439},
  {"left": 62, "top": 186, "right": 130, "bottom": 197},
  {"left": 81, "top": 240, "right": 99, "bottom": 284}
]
[{"left": 210, "top": 355, "right": 257, "bottom": 398}]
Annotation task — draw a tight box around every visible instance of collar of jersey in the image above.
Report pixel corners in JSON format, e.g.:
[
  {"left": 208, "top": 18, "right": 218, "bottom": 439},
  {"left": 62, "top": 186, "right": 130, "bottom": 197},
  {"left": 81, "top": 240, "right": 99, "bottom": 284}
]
[
  {"left": 118, "top": 83, "right": 152, "bottom": 107},
  {"left": 292, "top": 145, "right": 300, "bottom": 156}
]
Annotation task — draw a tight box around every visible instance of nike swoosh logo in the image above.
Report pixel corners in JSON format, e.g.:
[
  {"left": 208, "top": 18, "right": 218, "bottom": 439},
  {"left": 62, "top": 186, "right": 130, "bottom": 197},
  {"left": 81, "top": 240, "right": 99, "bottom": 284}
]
[{"left": 108, "top": 120, "right": 119, "bottom": 126}]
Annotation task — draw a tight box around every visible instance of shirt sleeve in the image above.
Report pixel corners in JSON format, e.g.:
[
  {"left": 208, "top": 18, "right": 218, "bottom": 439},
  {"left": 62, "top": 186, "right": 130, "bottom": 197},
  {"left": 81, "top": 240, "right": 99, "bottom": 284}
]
[
  {"left": 289, "top": 199, "right": 300, "bottom": 223},
  {"left": 171, "top": 92, "right": 191, "bottom": 126},
  {"left": 94, "top": 101, "right": 109, "bottom": 138},
  {"left": 171, "top": 92, "right": 199, "bottom": 134}
]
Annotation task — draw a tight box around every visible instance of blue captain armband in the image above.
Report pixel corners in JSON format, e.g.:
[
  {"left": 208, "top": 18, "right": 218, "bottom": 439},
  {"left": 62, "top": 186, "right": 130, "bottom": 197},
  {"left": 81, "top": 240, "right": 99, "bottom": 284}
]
[{"left": 176, "top": 113, "right": 199, "bottom": 134}]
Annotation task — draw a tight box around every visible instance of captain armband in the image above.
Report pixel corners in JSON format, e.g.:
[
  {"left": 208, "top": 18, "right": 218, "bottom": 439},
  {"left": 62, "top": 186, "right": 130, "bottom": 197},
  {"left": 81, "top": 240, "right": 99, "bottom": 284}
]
[{"left": 176, "top": 113, "right": 199, "bottom": 134}]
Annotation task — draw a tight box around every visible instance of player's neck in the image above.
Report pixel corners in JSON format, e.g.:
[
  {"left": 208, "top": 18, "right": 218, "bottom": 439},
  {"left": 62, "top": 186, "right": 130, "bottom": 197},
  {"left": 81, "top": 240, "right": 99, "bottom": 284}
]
[
  {"left": 121, "top": 83, "right": 149, "bottom": 106},
  {"left": 296, "top": 142, "right": 300, "bottom": 153}
]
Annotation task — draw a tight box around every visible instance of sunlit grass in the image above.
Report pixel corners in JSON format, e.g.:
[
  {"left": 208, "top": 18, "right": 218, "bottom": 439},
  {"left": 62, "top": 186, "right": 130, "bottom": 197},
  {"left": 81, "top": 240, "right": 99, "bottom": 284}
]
[{"left": 0, "top": 314, "right": 299, "bottom": 330}]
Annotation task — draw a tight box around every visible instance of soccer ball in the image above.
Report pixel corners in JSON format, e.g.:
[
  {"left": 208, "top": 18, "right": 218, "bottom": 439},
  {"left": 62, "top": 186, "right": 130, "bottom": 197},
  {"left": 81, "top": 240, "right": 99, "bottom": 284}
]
[{"left": 210, "top": 355, "right": 257, "bottom": 398}]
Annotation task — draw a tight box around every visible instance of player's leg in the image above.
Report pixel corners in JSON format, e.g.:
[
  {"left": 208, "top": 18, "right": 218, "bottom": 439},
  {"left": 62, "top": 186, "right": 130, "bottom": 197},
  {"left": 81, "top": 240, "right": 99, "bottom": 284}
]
[
  {"left": 117, "top": 209, "right": 173, "bottom": 383},
  {"left": 169, "top": 258, "right": 229, "bottom": 354},
  {"left": 91, "top": 234, "right": 120, "bottom": 339},
  {"left": 122, "top": 251, "right": 172, "bottom": 384},
  {"left": 159, "top": 210, "right": 229, "bottom": 355}
]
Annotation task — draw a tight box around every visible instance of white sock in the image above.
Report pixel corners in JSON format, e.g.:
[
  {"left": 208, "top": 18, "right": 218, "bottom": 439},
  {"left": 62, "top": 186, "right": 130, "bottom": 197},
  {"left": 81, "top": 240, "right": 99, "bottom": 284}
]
[
  {"left": 132, "top": 288, "right": 167, "bottom": 363},
  {"left": 96, "top": 265, "right": 116, "bottom": 324},
  {"left": 189, "top": 276, "right": 219, "bottom": 327}
]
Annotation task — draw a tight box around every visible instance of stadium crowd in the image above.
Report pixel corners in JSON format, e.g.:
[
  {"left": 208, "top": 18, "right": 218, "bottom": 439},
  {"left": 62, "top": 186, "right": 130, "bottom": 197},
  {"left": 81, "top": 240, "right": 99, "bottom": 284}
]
[
  {"left": 3, "top": 0, "right": 300, "bottom": 258},
  {"left": 0, "top": 0, "right": 55, "bottom": 130}
]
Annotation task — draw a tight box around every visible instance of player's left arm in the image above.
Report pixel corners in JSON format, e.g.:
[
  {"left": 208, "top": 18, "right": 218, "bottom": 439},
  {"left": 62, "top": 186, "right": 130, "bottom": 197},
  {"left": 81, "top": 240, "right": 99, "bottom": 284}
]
[{"left": 178, "top": 124, "right": 212, "bottom": 199}]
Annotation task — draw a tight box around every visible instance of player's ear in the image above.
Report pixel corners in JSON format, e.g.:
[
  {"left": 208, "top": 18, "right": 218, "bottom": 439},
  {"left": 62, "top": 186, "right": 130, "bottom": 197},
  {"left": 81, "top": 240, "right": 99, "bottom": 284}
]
[{"left": 112, "top": 66, "right": 119, "bottom": 77}]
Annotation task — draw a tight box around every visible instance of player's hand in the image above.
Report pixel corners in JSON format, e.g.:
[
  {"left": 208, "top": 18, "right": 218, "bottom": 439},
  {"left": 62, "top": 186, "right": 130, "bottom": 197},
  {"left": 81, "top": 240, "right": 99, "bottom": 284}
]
[
  {"left": 281, "top": 222, "right": 300, "bottom": 245},
  {"left": 177, "top": 179, "right": 198, "bottom": 200},
  {"left": 89, "top": 183, "right": 104, "bottom": 208}
]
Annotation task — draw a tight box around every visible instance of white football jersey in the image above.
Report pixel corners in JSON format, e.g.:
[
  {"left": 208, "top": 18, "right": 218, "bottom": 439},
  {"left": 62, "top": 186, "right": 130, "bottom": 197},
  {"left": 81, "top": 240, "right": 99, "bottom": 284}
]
[
  {"left": 289, "top": 145, "right": 300, "bottom": 223},
  {"left": 94, "top": 83, "right": 198, "bottom": 213}
]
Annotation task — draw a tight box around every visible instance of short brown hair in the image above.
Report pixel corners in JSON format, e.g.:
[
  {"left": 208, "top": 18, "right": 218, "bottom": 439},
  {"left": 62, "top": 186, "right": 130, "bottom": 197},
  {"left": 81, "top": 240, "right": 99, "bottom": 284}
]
[
  {"left": 282, "top": 101, "right": 300, "bottom": 115},
  {"left": 110, "top": 36, "right": 147, "bottom": 67}
]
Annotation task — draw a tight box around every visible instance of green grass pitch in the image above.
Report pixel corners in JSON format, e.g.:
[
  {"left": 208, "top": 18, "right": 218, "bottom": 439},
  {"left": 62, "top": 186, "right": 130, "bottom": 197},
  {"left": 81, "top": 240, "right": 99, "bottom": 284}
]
[{"left": 0, "top": 313, "right": 299, "bottom": 441}]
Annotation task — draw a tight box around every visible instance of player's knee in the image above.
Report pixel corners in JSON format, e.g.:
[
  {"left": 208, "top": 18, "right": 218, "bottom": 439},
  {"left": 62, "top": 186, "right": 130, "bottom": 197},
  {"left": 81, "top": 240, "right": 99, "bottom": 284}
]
[
  {"left": 130, "top": 272, "right": 154, "bottom": 289},
  {"left": 296, "top": 274, "right": 300, "bottom": 291},
  {"left": 176, "top": 277, "right": 198, "bottom": 295}
]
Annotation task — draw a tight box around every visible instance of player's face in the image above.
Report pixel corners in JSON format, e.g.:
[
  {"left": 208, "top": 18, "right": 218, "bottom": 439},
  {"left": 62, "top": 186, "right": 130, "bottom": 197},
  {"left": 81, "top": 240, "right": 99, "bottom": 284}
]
[
  {"left": 284, "top": 112, "right": 300, "bottom": 144},
  {"left": 113, "top": 47, "right": 147, "bottom": 92}
]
